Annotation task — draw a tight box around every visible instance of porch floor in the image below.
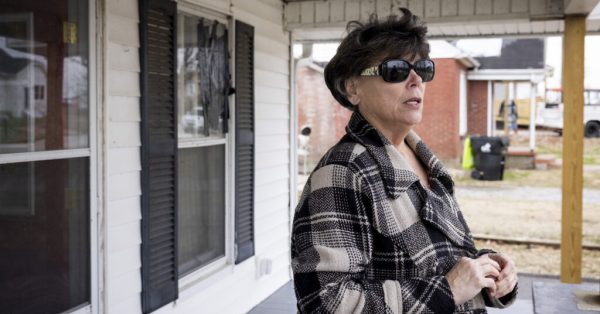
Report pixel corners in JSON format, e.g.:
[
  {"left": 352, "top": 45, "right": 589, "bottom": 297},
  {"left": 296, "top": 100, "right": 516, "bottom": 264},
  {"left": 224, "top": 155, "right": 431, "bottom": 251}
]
[{"left": 247, "top": 274, "right": 599, "bottom": 314}]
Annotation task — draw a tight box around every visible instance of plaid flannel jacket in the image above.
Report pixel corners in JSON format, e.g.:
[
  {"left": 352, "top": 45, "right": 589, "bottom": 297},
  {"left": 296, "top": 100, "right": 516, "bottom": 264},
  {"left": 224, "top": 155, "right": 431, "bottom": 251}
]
[{"left": 291, "top": 112, "right": 517, "bottom": 313}]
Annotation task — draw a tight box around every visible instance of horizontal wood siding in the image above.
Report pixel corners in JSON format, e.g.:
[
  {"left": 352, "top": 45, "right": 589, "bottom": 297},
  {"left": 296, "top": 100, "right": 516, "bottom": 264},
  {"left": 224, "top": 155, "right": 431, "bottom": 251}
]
[
  {"left": 103, "top": 0, "right": 291, "bottom": 312},
  {"left": 106, "top": 0, "right": 143, "bottom": 312},
  {"left": 248, "top": 0, "right": 292, "bottom": 304},
  {"left": 153, "top": 0, "right": 292, "bottom": 313}
]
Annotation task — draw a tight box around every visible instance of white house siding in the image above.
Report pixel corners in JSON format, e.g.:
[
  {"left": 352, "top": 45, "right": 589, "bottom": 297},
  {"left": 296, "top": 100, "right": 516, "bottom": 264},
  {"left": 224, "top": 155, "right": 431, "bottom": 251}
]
[
  {"left": 105, "top": 0, "right": 143, "bottom": 313},
  {"left": 154, "top": 1, "right": 292, "bottom": 313},
  {"left": 101, "top": 0, "right": 292, "bottom": 313}
]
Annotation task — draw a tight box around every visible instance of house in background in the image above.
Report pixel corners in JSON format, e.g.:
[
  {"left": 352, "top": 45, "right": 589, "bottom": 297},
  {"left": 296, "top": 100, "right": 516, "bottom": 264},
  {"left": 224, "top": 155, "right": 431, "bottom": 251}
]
[
  {"left": 415, "top": 41, "right": 479, "bottom": 161},
  {"left": 295, "top": 58, "right": 351, "bottom": 170},
  {"left": 466, "top": 38, "right": 547, "bottom": 150}
]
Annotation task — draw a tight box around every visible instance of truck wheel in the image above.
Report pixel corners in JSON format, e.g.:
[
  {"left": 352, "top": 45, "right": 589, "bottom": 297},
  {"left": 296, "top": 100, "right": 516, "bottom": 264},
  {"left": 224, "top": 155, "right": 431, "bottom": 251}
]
[{"left": 585, "top": 121, "right": 600, "bottom": 138}]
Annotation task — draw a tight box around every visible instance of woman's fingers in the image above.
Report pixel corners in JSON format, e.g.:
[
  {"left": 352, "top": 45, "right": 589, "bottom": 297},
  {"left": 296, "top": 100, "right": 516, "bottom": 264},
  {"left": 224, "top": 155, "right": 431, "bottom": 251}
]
[
  {"left": 494, "top": 272, "right": 518, "bottom": 298},
  {"left": 482, "top": 277, "right": 496, "bottom": 290},
  {"left": 481, "top": 263, "right": 500, "bottom": 279},
  {"left": 500, "top": 259, "right": 517, "bottom": 277},
  {"left": 477, "top": 255, "right": 501, "bottom": 271},
  {"left": 490, "top": 254, "right": 518, "bottom": 298}
]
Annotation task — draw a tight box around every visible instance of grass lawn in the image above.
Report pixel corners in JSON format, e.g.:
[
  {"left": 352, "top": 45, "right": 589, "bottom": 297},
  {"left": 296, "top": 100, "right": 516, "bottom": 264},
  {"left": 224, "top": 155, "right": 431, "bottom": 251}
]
[
  {"left": 452, "top": 134, "right": 600, "bottom": 189},
  {"left": 525, "top": 132, "right": 600, "bottom": 165}
]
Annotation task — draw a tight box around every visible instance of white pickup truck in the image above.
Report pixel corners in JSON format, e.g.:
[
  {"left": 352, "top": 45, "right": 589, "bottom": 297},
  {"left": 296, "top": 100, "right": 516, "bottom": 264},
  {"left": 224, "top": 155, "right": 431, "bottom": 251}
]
[{"left": 536, "top": 89, "right": 600, "bottom": 137}]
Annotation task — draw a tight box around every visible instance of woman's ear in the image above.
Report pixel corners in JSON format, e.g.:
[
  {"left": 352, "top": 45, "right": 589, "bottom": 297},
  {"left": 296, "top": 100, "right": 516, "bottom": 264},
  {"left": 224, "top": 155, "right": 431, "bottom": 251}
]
[{"left": 344, "top": 78, "right": 360, "bottom": 106}]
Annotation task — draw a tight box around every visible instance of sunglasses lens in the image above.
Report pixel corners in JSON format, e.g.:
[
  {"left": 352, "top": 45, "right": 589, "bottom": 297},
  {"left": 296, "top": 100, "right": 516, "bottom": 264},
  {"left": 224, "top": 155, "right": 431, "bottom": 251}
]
[
  {"left": 415, "top": 59, "right": 435, "bottom": 82},
  {"left": 381, "top": 60, "right": 410, "bottom": 82},
  {"left": 380, "top": 59, "right": 435, "bottom": 82}
]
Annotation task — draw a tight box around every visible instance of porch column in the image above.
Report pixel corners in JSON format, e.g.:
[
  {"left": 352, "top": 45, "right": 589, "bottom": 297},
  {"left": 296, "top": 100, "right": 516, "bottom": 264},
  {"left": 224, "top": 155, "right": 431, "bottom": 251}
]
[
  {"left": 529, "top": 80, "right": 536, "bottom": 151},
  {"left": 560, "top": 14, "right": 585, "bottom": 283}
]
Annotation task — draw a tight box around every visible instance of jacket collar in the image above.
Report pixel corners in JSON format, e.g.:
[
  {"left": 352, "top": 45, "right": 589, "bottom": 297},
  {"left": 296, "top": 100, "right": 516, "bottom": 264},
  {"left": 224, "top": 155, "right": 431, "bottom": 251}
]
[
  {"left": 345, "top": 111, "right": 455, "bottom": 199},
  {"left": 346, "top": 112, "right": 475, "bottom": 251}
]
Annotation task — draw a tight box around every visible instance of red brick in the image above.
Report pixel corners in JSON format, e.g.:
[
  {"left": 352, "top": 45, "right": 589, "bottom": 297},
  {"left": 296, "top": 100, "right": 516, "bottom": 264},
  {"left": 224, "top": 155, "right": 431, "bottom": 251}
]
[{"left": 467, "top": 81, "right": 488, "bottom": 136}]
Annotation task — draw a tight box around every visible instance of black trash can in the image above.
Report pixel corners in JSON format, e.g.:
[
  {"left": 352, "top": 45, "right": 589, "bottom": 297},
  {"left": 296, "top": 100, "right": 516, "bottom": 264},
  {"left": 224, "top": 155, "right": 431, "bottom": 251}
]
[{"left": 469, "top": 136, "right": 509, "bottom": 181}]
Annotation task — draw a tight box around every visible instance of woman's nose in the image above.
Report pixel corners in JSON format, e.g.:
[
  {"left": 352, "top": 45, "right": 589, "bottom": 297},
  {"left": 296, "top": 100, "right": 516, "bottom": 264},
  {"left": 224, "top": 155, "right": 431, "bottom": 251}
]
[{"left": 406, "top": 69, "right": 423, "bottom": 86}]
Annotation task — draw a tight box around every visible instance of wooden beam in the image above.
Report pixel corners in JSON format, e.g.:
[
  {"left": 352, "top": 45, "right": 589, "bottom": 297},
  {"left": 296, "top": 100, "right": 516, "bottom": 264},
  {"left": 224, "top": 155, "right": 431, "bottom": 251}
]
[{"left": 560, "top": 14, "right": 585, "bottom": 284}]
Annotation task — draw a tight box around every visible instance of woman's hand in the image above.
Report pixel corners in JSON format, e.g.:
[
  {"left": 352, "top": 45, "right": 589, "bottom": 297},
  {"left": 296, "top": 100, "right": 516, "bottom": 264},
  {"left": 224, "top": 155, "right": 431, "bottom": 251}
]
[
  {"left": 487, "top": 253, "right": 518, "bottom": 299},
  {"left": 445, "top": 255, "right": 501, "bottom": 306}
]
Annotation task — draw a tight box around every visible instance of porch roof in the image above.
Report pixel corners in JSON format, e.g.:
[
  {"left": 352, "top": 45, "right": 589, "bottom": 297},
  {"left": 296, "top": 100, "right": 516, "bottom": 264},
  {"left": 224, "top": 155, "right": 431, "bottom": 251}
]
[{"left": 283, "top": 0, "right": 600, "bottom": 43}]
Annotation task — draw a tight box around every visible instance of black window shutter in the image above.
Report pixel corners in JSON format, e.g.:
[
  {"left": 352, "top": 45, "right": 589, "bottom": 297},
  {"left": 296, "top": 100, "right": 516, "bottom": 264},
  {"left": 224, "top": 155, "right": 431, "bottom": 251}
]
[
  {"left": 234, "top": 20, "right": 255, "bottom": 264},
  {"left": 139, "top": 0, "right": 178, "bottom": 312}
]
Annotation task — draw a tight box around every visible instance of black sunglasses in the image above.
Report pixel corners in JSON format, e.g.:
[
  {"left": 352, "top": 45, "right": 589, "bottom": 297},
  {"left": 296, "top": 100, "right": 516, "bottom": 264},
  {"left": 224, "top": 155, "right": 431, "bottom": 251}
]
[{"left": 360, "top": 59, "right": 435, "bottom": 83}]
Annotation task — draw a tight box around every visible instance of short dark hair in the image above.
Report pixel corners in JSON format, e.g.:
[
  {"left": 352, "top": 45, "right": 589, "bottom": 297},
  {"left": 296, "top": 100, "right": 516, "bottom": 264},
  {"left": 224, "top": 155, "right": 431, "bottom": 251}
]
[{"left": 324, "top": 8, "right": 430, "bottom": 110}]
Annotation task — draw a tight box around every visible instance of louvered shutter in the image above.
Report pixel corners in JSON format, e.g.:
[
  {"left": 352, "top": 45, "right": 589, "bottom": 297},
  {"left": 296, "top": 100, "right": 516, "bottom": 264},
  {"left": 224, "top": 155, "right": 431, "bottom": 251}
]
[
  {"left": 234, "top": 20, "right": 255, "bottom": 264},
  {"left": 139, "top": 0, "right": 178, "bottom": 312}
]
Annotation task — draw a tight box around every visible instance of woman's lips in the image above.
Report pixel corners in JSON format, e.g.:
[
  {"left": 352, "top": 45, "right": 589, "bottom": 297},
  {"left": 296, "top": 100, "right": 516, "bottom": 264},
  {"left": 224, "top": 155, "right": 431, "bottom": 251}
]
[{"left": 403, "top": 97, "right": 422, "bottom": 108}]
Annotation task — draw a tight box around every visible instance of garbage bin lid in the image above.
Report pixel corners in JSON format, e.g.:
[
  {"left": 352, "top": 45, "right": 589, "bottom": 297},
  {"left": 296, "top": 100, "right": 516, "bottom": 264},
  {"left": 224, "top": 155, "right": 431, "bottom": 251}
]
[{"left": 470, "top": 136, "right": 508, "bottom": 154}]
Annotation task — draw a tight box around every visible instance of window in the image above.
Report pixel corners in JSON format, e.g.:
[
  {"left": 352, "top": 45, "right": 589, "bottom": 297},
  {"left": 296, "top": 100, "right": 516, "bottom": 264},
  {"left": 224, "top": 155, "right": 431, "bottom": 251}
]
[
  {"left": 139, "top": 1, "right": 254, "bottom": 309},
  {"left": 585, "top": 90, "right": 600, "bottom": 106},
  {"left": 0, "top": 1, "right": 92, "bottom": 313},
  {"left": 176, "top": 11, "right": 231, "bottom": 276}
]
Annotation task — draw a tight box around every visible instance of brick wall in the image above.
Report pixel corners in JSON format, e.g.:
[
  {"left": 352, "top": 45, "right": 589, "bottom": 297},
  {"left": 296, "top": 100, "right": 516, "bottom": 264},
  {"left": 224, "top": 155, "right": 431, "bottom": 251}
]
[
  {"left": 414, "top": 58, "right": 464, "bottom": 161},
  {"left": 467, "top": 80, "right": 489, "bottom": 136}
]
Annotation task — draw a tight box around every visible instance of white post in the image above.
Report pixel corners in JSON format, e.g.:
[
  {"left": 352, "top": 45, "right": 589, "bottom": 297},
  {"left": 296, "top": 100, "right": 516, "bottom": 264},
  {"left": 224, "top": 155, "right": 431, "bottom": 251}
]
[
  {"left": 459, "top": 71, "right": 467, "bottom": 136},
  {"left": 529, "top": 80, "right": 537, "bottom": 151},
  {"left": 487, "top": 81, "right": 493, "bottom": 136}
]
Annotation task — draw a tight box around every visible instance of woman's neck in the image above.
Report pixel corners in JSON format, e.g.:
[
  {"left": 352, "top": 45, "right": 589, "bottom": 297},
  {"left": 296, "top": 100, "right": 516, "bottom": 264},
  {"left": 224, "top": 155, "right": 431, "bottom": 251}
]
[{"left": 359, "top": 110, "right": 412, "bottom": 149}]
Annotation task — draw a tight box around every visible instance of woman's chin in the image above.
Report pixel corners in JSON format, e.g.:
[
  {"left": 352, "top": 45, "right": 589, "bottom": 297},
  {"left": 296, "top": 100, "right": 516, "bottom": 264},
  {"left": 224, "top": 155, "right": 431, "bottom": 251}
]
[{"left": 398, "top": 114, "right": 422, "bottom": 126}]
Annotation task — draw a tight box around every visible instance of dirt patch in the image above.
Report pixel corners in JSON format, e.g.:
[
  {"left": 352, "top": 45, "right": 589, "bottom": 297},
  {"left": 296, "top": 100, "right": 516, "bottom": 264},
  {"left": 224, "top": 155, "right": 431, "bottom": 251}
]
[
  {"left": 475, "top": 239, "right": 600, "bottom": 280},
  {"left": 458, "top": 196, "right": 600, "bottom": 246}
]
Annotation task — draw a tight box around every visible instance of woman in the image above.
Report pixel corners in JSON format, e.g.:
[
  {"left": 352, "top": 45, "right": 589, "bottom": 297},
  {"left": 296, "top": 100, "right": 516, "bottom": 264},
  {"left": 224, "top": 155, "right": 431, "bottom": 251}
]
[{"left": 291, "top": 8, "right": 518, "bottom": 314}]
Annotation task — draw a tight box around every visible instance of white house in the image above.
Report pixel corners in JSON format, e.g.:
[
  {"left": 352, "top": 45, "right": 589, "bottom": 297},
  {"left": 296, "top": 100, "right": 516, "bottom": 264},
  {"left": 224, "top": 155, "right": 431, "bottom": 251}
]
[{"left": 0, "top": 0, "right": 293, "bottom": 313}]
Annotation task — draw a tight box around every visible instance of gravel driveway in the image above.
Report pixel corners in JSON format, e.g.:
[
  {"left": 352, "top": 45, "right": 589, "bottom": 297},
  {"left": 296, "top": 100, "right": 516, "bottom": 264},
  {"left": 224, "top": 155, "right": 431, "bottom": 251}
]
[{"left": 455, "top": 185, "right": 600, "bottom": 205}]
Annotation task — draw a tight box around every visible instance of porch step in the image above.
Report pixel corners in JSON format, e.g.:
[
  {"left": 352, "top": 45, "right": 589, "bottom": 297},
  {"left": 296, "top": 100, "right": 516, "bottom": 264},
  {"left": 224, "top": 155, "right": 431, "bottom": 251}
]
[
  {"left": 535, "top": 154, "right": 560, "bottom": 170},
  {"left": 506, "top": 147, "right": 535, "bottom": 169}
]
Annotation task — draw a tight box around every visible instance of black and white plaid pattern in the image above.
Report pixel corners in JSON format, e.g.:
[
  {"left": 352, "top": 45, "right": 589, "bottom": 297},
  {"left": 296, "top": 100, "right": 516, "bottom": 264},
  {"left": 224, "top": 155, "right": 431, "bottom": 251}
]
[{"left": 291, "top": 112, "right": 517, "bottom": 313}]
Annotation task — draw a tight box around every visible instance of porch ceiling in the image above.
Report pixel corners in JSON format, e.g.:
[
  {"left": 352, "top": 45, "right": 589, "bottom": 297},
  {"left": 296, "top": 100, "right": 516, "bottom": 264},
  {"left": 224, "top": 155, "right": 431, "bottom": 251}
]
[{"left": 284, "top": 0, "right": 600, "bottom": 42}]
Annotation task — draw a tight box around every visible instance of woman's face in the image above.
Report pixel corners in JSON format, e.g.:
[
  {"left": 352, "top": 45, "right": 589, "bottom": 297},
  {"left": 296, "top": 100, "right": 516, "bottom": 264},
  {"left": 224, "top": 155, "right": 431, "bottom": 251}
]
[{"left": 348, "top": 57, "right": 427, "bottom": 133}]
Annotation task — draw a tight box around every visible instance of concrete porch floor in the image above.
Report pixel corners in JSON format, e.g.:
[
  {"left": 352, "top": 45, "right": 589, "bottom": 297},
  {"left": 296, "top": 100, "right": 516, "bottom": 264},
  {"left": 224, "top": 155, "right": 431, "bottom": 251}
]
[{"left": 248, "top": 273, "right": 599, "bottom": 314}]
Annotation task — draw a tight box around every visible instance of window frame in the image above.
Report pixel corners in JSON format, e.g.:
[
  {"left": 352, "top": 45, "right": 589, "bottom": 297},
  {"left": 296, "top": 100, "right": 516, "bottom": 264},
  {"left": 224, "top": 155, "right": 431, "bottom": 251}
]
[
  {"left": 0, "top": 0, "right": 99, "bottom": 313},
  {"left": 175, "top": 2, "right": 237, "bottom": 287}
]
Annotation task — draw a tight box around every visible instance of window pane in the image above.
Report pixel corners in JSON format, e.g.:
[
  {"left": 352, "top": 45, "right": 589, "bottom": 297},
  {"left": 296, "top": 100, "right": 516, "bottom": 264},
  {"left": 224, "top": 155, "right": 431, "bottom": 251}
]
[
  {"left": 0, "top": 0, "right": 89, "bottom": 154},
  {"left": 177, "top": 14, "right": 229, "bottom": 139},
  {"left": 589, "top": 90, "right": 600, "bottom": 106},
  {"left": 178, "top": 145, "right": 225, "bottom": 275},
  {"left": 0, "top": 157, "right": 90, "bottom": 313}
]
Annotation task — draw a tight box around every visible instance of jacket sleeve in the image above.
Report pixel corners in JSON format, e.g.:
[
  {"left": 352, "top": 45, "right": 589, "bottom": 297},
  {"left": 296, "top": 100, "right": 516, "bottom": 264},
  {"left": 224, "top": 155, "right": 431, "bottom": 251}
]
[
  {"left": 476, "top": 249, "right": 518, "bottom": 308},
  {"left": 291, "top": 164, "right": 456, "bottom": 314}
]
